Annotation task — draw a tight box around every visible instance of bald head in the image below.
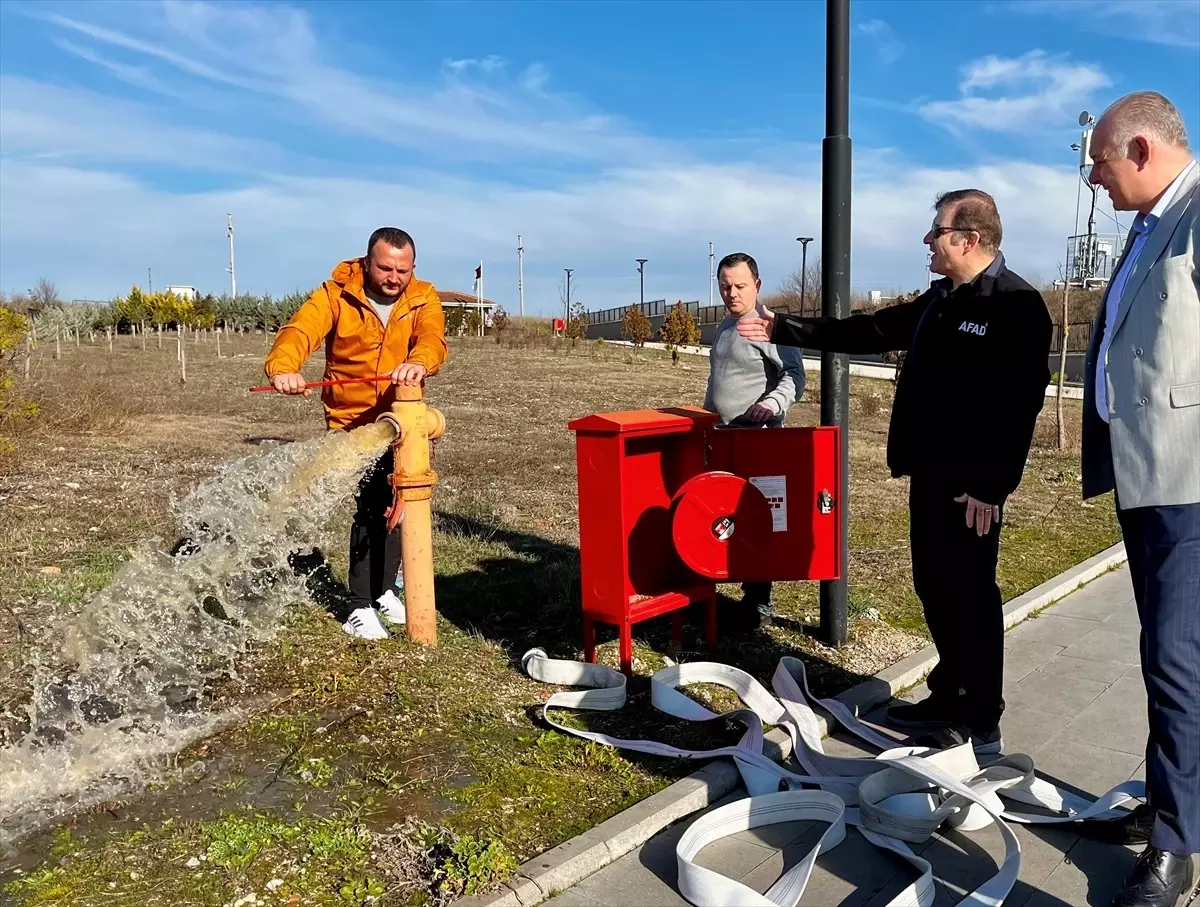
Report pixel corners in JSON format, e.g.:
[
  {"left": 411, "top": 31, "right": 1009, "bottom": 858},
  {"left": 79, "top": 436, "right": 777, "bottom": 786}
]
[
  {"left": 1090, "top": 91, "right": 1194, "bottom": 213},
  {"left": 1098, "top": 91, "right": 1189, "bottom": 154}
]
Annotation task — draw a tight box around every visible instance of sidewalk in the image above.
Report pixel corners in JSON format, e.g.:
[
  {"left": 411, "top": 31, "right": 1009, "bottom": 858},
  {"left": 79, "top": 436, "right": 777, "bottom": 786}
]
[{"left": 545, "top": 564, "right": 1164, "bottom": 907}]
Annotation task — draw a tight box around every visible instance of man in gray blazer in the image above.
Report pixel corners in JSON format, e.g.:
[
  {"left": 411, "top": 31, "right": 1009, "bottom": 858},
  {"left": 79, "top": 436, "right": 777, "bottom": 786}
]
[{"left": 1078, "top": 91, "right": 1199, "bottom": 907}]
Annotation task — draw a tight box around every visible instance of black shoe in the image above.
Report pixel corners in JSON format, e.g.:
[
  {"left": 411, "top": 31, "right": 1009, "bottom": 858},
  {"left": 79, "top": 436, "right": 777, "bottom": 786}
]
[
  {"left": 1077, "top": 802, "right": 1155, "bottom": 845},
  {"left": 912, "top": 724, "right": 1003, "bottom": 756},
  {"left": 886, "top": 696, "right": 961, "bottom": 729},
  {"left": 1111, "top": 848, "right": 1195, "bottom": 907}
]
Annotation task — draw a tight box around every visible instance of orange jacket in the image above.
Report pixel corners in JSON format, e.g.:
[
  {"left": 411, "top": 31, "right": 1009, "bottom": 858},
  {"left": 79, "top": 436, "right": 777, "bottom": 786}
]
[{"left": 265, "top": 258, "right": 448, "bottom": 431}]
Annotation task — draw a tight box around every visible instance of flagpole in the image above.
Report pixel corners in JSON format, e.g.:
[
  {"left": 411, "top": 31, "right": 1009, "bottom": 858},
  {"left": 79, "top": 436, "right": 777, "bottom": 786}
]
[{"left": 478, "top": 259, "right": 484, "bottom": 337}]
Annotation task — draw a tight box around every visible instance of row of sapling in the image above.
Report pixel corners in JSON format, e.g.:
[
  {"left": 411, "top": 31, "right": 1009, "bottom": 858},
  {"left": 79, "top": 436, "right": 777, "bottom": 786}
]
[{"left": 619, "top": 300, "right": 701, "bottom": 364}]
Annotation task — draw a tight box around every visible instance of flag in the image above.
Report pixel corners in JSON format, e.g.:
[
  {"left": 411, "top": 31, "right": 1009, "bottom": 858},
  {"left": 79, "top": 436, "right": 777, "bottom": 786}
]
[{"left": 474, "top": 264, "right": 482, "bottom": 280}]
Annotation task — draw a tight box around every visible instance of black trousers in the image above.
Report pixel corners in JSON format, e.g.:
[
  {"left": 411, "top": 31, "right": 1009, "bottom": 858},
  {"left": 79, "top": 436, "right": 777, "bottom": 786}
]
[
  {"left": 348, "top": 450, "right": 402, "bottom": 609},
  {"left": 1118, "top": 501, "right": 1200, "bottom": 856},
  {"left": 909, "top": 474, "right": 1005, "bottom": 731}
]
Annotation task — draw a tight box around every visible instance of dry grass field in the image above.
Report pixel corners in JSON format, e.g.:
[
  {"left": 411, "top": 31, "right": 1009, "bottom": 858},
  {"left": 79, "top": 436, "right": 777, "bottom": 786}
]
[{"left": 0, "top": 329, "right": 1119, "bottom": 906}]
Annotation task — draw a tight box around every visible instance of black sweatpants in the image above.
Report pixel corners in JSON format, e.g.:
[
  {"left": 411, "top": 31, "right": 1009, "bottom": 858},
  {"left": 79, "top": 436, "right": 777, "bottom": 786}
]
[
  {"left": 348, "top": 450, "right": 402, "bottom": 609},
  {"left": 909, "top": 474, "right": 1005, "bottom": 732}
]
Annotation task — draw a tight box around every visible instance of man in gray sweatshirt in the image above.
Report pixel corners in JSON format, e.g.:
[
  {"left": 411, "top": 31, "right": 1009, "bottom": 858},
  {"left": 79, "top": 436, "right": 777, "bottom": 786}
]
[{"left": 704, "top": 252, "right": 806, "bottom": 626}]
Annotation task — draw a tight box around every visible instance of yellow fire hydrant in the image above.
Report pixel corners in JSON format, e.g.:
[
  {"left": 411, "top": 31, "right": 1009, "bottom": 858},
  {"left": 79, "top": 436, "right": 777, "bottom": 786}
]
[{"left": 377, "top": 385, "right": 445, "bottom": 646}]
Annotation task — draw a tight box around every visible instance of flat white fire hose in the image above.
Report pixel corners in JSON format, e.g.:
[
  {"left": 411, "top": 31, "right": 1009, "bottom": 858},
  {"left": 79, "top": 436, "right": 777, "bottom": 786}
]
[{"left": 522, "top": 649, "right": 1144, "bottom": 907}]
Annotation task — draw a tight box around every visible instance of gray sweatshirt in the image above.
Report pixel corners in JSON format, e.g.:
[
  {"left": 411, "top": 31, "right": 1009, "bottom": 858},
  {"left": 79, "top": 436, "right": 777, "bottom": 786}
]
[{"left": 704, "top": 311, "right": 806, "bottom": 427}]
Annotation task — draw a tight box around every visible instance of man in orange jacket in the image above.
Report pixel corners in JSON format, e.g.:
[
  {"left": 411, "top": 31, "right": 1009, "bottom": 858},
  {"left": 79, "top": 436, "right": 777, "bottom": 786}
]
[{"left": 265, "top": 227, "right": 448, "bottom": 639}]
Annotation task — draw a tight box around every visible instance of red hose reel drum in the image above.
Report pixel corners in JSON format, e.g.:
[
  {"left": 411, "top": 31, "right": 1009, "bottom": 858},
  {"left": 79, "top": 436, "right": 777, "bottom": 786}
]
[{"left": 670, "top": 471, "right": 774, "bottom": 580}]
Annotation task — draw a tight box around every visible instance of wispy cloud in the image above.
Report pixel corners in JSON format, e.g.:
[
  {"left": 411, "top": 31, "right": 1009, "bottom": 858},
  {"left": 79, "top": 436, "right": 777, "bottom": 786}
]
[
  {"left": 920, "top": 50, "right": 1111, "bottom": 132},
  {"left": 32, "top": 4, "right": 664, "bottom": 167},
  {"left": 858, "top": 19, "right": 903, "bottom": 65},
  {"left": 51, "top": 38, "right": 188, "bottom": 100},
  {"left": 1, "top": 0, "right": 1086, "bottom": 304},
  {"left": 1010, "top": 0, "right": 1200, "bottom": 50},
  {"left": 444, "top": 55, "right": 507, "bottom": 76}
]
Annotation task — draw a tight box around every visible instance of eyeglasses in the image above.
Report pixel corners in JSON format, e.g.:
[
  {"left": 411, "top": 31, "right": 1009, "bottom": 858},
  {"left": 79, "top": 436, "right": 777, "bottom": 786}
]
[{"left": 929, "top": 225, "right": 978, "bottom": 237}]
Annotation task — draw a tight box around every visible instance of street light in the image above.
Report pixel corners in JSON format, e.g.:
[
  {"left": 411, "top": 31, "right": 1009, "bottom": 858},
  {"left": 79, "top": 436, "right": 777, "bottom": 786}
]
[
  {"left": 795, "top": 237, "right": 813, "bottom": 315},
  {"left": 636, "top": 258, "right": 648, "bottom": 307},
  {"left": 563, "top": 268, "right": 573, "bottom": 326}
]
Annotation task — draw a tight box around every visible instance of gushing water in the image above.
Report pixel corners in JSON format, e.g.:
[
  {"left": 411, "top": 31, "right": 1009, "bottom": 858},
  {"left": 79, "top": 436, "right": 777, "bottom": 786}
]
[{"left": 0, "top": 423, "right": 395, "bottom": 849}]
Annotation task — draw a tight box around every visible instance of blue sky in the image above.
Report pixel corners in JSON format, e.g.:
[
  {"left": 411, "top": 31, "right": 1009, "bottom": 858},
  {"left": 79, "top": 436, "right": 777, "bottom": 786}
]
[{"left": 1, "top": 0, "right": 1197, "bottom": 314}]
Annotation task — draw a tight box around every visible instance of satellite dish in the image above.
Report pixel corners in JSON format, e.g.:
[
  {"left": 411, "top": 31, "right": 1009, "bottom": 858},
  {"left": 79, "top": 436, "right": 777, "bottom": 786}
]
[{"left": 1079, "top": 111, "right": 1092, "bottom": 126}]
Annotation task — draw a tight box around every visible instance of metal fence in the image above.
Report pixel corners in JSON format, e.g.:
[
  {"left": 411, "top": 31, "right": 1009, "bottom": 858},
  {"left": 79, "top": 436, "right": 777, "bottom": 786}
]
[
  {"left": 1051, "top": 321, "right": 1094, "bottom": 353},
  {"left": 584, "top": 299, "right": 726, "bottom": 327}
]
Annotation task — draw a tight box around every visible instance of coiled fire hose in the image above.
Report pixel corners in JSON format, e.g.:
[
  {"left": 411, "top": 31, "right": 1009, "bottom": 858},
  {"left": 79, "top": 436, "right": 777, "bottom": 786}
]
[{"left": 522, "top": 649, "right": 1144, "bottom": 907}]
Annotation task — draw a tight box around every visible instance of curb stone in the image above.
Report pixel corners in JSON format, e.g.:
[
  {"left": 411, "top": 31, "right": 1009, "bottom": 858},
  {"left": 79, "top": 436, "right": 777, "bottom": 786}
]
[{"left": 454, "top": 540, "right": 1129, "bottom": 907}]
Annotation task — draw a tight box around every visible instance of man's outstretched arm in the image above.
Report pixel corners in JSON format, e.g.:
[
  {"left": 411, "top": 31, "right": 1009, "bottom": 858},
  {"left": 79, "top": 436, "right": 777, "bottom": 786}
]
[{"left": 737, "top": 293, "right": 930, "bottom": 354}]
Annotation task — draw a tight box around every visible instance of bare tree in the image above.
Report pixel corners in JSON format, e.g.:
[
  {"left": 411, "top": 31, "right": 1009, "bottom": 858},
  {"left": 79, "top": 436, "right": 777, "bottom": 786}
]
[
  {"left": 762, "top": 262, "right": 822, "bottom": 315},
  {"left": 28, "top": 278, "right": 61, "bottom": 313}
]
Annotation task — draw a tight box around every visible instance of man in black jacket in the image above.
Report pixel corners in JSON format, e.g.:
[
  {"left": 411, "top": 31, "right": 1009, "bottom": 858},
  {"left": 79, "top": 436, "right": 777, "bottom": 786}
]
[{"left": 738, "top": 189, "right": 1052, "bottom": 753}]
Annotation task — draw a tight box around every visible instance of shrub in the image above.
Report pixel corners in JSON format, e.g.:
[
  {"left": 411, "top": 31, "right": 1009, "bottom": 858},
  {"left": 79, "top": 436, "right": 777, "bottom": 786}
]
[
  {"left": 491, "top": 305, "right": 509, "bottom": 343},
  {"left": 0, "top": 306, "right": 38, "bottom": 450},
  {"left": 620, "top": 304, "right": 653, "bottom": 347},
  {"left": 658, "top": 301, "right": 700, "bottom": 365},
  {"left": 446, "top": 307, "right": 465, "bottom": 336},
  {"left": 465, "top": 310, "right": 483, "bottom": 336},
  {"left": 565, "top": 302, "right": 588, "bottom": 342}
]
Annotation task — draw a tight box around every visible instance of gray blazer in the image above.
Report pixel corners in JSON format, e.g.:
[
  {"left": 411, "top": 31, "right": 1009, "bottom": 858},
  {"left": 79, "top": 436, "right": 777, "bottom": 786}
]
[{"left": 1082, "top": 163, "right": 1200, "bottom": 509}]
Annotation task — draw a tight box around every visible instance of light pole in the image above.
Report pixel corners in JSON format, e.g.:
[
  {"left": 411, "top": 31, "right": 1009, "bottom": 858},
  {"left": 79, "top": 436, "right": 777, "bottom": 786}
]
[
  {"left": 708, "top": 242, "right": 715, "bottom": 309},
  {"left": 563, "top": 268, "right": 573, "bottom": 327},
  {"left": 820, "top": 0, "right": 851, "bottom": 648},
  {"left": 226, "top": 213, "right": 237, "bottom": 298},
  {"left": 636, "top": 258, "right": 648, "bottom": 307},
  {"left": 796, "top": 237, "right": 813, "bottom": 315},
  {"left": 517, "top": 234, "right": 525, "bottom": 317}
]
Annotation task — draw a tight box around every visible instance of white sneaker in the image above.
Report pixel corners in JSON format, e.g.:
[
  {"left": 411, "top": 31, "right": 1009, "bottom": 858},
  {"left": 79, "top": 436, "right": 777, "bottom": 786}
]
[
  {"left": 343, "top": 607, "right": 389, "bottom": 640},
  {"left": 377, "top": 589, "right": 406, "bottom": 625}
]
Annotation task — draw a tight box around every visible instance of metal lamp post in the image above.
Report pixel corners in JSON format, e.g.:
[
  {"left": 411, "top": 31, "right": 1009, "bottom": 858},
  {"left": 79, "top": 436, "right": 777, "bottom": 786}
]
[
  {"left": 820, "top": 0, "right": 851, "bottom": 648},
  {"left": 564, "top": 268, "right": 573, "bottom": 327},
  {"left": 636, "top": 259, "right": 648, "bottom": 307},
  {"left": 796, "top": 236, "right": 814, "bottom": 315}
]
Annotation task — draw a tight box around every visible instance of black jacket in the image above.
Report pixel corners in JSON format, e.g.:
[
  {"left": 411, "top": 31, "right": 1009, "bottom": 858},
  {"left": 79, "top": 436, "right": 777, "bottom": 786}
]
[{"left": 771, "top": 253, "right": 1052, "bottom": 504}]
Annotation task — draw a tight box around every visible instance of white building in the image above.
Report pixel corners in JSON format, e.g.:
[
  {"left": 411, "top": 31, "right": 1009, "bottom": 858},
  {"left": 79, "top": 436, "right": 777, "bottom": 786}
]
[{"left": 163, "top": 285, "right": 197, "bottom": 301}]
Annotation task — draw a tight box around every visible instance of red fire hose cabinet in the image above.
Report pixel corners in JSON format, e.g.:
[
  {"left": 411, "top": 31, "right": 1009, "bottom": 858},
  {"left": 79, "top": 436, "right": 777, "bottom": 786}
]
[{"left": 569, "top": 406, "right": 843, "bottom": 674}]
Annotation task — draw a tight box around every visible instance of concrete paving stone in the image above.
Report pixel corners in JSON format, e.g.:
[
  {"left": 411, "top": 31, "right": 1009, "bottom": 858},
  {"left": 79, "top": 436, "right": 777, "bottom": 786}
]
[
  {"left": 1019, "top": 836, "right": 1138, "bottom": 907},
  {"left": 1053, "top": 567, "right": 1135, "bottom": 609},
  {"left": 742, "top": 826, "right": 917, "bottom": 906},
  {"left": 1030, "top": 738, "right": 1145, "bottom": 798},
  {"left": 1008, "top": 613, "right": 1108, "bottom": 646},
  {"left": 1060, "top": 627, "right": 1142, "bottom": 666},
  {"left": 999, "top": 707, "right": 1076, "bottom": 755},
  {"left": 541, "top": 889, "right": 604, "bottom": 907},
  {"left": 821, "top": 726, "right": 896, "bottom": 759},
  {"left": 1130, "top": 759, "right": 1146, "bottom": 782},
  {"left": 1058, "top": 673, "right": 1149, "bottom": 756},
  {"left": 910, "top": 822, "right": 1078, "bottom": 907},
  {"left": 566, "top": 848, "right": 688, "bottom": 907},
  {"left": 729, "top": 819, "right": 819, "bottom": 850},
  {"left": 1003, "top": 639, "right": 1066, "bottom": 687},
  {"left": 1102, "top": 602, "right": 1143, "bottom": 629},
  {"left": 1033, "top": 654, "right": 1129, "bottom": 685},
  {"left": 1049, "top": 588, "right": 1131, "bottom": 622},
  {"left": 1003, "top": 670, "right": 1111, "bottom": 717},
  {"left": 691, "top": 833, "right": 776, "bottom": 881}
]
